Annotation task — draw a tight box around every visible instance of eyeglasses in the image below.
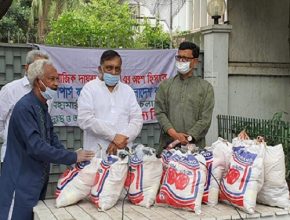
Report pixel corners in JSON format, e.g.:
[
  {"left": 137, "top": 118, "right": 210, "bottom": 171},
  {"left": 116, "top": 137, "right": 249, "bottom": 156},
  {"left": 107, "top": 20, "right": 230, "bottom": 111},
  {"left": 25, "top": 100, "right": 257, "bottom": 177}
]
[{"left": 175, "top": 55, "right": 195, "bottom": 62}]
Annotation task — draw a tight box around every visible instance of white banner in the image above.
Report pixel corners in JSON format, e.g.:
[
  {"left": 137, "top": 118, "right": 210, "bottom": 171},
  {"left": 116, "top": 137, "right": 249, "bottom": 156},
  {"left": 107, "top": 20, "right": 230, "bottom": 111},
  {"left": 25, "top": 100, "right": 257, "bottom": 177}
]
[{"left": 38, "top": 45, "right": 177, "bottom": 126}]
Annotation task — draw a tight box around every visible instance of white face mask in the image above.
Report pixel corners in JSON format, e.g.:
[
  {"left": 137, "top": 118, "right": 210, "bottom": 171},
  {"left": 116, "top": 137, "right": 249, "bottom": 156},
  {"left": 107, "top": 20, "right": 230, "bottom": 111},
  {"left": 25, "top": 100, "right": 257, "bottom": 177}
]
[
  {"left": 175, "top": 61, "right": 191, "bottom": 74},
  {"left": 39, "top": 80, "right": 58, "bottom": 100}
]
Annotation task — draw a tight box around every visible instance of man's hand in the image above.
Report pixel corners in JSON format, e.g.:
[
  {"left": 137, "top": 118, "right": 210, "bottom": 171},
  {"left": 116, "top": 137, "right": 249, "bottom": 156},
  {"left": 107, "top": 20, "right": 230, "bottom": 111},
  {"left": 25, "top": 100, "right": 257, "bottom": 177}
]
[
  {"left": 167, "top": 128, "right": 189, "bottom": 145},
  {"left": 113, "top": 134, "right": 128, "bottom": 149},
  {"left": 106, "top": 142, "right": 118, "bottom": 155},
  {"left": 76, "top": 150, "right": 95, "bottom": 162}
]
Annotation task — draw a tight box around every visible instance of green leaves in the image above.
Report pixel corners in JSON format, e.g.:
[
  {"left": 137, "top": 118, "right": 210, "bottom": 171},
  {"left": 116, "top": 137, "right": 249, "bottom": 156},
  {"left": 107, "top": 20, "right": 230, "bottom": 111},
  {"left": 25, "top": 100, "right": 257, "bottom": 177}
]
[
  {"left": 45, "top": 0, "right": 171, "bottom": 48},
  {"left": 135, "top": 19, "right": 171, "bottom": 49},
  {"left": 1, "top": 0, "right": 171, "bottom": 47},
  {"left": 0, "top": 0, "right": 31, "bottom": 42},
  {"left": 45, "top": 0, "right": 137, "bottom": 47}
]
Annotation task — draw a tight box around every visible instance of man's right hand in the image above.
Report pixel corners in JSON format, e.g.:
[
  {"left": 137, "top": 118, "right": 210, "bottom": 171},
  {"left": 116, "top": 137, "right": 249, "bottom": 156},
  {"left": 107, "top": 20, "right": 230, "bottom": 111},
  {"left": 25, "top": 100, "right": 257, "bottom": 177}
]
[
  {"left": 76, "top": 150, "right": 95, "bottom": 162},
  {"left": 112, "top": 134, "right": 128, "bottom": 149},
  {"left": 167, "top": 128, "right": 189, "bottom": 145},
  {"left": 106, "top": 142, "right": 118, "bottom": 155}
]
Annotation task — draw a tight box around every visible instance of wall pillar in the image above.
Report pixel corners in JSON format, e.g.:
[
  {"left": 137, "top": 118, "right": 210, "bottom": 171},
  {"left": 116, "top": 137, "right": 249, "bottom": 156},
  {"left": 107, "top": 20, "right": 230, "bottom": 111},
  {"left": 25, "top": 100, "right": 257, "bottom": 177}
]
[{"left": 201, "top": 24, "right": 232, "bottom": 145}]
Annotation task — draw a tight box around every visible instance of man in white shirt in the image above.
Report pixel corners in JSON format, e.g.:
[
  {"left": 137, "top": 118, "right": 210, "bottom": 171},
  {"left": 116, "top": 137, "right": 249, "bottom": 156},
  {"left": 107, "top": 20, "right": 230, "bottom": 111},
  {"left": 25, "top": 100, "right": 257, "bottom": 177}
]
[
  {"left": 77, "top": 50, "right": 143, "bottom": 158},
  {"left": 0, "top": 50, "right": 49, "bottom": 165}
]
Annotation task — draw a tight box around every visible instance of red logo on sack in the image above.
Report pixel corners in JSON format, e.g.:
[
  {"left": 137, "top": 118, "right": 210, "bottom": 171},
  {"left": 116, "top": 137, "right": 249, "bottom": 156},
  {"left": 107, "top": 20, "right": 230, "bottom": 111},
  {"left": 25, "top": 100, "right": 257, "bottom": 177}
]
[
  {"left": 167, "top": 167, "right": 177, "bottom": 185},
  {"left": 125, "top": 171, "right": 135, "bottom": 188},
  {"left": 225, "top": 168, "right": 240, "bottom": 185},
  {"left": 175, "top": 172, "right": 189, "bottom": 190},
  {"left": 166, "top": 167, "right": 189, "bottom": 190}
]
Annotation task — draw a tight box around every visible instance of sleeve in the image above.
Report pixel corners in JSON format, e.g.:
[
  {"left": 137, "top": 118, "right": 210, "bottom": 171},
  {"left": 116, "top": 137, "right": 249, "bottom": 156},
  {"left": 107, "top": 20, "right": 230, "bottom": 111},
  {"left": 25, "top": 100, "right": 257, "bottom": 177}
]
[
  {"left": 50, "top": 119, "right": 65, "bottom": 150},
  {"left": 0, "top": 86, "right": 13, "bottom": 139},
  {"left": 77, "top": 84, "right": 116, "bottom": 141},
  {"left": 154, "top": 80, "right": 174, "bottom": 133},
  {"left": 187, "top": 83, "right": 215, "bottom": 142},
  {"left": 11, "top": 105, "right": 77, "bottom": 165},
  {"left": 119, "top": 89, "right": 143, "bottom": 142}
]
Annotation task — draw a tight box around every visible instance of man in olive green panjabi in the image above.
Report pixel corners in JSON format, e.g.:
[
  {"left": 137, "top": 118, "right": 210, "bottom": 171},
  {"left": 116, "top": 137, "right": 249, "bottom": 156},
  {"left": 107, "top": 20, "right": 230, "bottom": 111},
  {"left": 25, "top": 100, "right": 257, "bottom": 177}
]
[{"left": 155, "top": 41, "right": 215, "bottom": 154}]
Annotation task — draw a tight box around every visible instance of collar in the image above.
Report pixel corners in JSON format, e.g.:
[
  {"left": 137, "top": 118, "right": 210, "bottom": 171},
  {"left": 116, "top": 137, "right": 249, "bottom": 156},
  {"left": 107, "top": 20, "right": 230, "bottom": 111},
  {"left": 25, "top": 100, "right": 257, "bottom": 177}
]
[
  {"left": 30, "top": 90, "right": 48, "bottom": 111},
  {"left": 177, "top": 72, "right": 194, "bottom": 80},
  {"left": 22, "top": 75, "right": 31, "bottom": 87}
]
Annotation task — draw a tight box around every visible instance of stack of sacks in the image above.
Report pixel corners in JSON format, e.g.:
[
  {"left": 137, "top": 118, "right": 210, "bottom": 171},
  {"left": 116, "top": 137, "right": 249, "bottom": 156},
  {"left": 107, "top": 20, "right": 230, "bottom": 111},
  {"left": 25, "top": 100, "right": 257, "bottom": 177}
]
[
  {"left": 219, "top": 135, "right": 265, "bottom": 214},
  {"left": 90, "top": 151, "right": 129, "bottom": 211},
  {"left": 156, "top": 150, "right": 207, "bottom": 214},
  {"left": 257, "top": 144, "right": 290, "bottom": 208},
  {"left": 124, "top": 144, "right": 162, "bottom": 208},
  {"left": 55, "top": 157, "right": 101, "bottom": 208},
  {"left": 201, "top": 138, "right": 233, "bottom": 206}
]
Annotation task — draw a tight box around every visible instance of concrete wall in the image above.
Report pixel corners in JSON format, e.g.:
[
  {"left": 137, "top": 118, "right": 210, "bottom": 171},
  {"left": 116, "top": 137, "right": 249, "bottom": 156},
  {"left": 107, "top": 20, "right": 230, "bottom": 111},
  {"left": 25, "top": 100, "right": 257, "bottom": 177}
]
[
  {"left": 227, "top": 0, "right": 290, "bottom": 122},
  {"left": 229, "top": 74, "right": 290, "bottom": 121},
  {"left": 228, "top": 0, "right": 290, "bottom": 63}
]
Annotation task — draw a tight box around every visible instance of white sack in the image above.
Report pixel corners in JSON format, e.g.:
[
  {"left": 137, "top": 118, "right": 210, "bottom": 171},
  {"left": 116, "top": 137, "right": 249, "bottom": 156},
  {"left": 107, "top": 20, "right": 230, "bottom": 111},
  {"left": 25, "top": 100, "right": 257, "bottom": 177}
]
[
  {"left": 56, "top": 157, "right": 101, "bottom": 208},
  {"left": 201, "top": 138, "right": 233, "bottom": 206},
  {"left": 125, "top": 145, "right": 162, "bottom": 208},
  {"left": 219, "top": 138, "right": 265, "bottom": 214},
  {"left": 90, "top": 154, "right": 128, "bottom": 211},
  {"left": 156, "top": 150, "right": 206, "bottom": 214},
  {"left": 257, "top": 144, "right": 290, "bottom": 208}
]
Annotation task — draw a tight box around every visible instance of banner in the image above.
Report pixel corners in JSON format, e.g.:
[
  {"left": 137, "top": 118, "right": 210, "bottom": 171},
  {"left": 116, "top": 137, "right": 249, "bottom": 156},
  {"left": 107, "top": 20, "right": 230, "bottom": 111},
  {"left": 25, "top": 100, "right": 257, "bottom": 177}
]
[{"left": 38, "top": 45, "right": 177, "bottom": 126}]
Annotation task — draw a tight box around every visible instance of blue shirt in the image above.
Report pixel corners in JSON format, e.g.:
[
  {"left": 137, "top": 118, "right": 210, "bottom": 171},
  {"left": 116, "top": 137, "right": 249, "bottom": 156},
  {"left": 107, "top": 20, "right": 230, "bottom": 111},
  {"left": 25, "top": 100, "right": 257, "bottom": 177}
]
[{"left": 0, "top": 91, "right": 77, "bottom": 219}]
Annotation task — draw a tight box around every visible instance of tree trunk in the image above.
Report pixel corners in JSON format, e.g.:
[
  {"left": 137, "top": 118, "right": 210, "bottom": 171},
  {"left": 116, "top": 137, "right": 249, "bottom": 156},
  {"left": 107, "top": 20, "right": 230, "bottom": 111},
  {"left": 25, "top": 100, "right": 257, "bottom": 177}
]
[
  {"left": 37, "top": 0, "right": 51, "bottom": 42},
  {"left": 0, "top": 0, "right": 13, "bottom": 20}
]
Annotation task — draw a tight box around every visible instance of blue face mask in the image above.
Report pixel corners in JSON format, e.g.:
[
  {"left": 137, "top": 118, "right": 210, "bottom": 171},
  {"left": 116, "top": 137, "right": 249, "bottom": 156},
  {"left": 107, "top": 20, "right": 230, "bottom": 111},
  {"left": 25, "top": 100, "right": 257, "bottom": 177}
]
[
  {"left": 103, "top": 73, "right": 120, "bottom": 86},
  {"left": 39, "top": 80, "right": 58, "bottom": 100}
]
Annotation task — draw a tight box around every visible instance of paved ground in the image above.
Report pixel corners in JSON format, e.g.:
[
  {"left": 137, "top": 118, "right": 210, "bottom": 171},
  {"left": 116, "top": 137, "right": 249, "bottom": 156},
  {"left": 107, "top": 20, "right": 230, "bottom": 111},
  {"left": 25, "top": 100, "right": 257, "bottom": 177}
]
[{"left": 34, "top": 199, "right": 290, "bottom": 220}]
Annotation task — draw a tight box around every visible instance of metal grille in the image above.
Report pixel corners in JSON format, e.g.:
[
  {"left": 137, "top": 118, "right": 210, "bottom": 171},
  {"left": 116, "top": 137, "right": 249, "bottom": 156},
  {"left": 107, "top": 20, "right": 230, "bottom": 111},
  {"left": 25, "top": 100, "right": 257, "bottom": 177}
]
[{"left": 217, "top": 114, "right": 290, "bottom": 176}]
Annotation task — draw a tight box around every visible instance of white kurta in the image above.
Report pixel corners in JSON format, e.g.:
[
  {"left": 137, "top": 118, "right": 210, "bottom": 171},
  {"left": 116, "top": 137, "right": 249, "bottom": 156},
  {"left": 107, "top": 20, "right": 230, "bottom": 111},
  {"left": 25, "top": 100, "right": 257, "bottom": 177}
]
[
  {"left": 0, "top": 76, "right": 31, "bottom": 162},
  {"left": 77, "top": 78, "right": 143, "bottom": 158}
]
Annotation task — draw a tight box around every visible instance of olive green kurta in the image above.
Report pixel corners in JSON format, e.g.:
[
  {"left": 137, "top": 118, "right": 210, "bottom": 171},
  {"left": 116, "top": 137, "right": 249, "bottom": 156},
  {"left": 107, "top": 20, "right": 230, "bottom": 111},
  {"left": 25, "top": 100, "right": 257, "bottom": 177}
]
[{"left": 155, "top": 74, "right": 215, "bottom": 153}]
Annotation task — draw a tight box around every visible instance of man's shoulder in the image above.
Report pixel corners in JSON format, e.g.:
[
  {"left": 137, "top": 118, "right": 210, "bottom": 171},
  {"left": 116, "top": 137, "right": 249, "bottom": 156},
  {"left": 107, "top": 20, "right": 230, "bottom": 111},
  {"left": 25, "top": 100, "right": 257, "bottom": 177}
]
[
  {"left": 1, "top": 77, "right": 26, "bottom": 91},
  {"left": 162, "top": 78, "right": 174, "bottom": 83},
  {"left": 13, "top": 92, "right": 33, "bottom": 112},
  {"left": 159, "top": 77, "right": 174, "bottom": 88},
  {"left": 16, "top": 91, "right": 33, "bottom": 103},
  {"left": 196, "top": 77, "right": 213, "bottom": 89},
  {"left": 82, "top": 78, "right": 98, "bottom": 89},
  {"left": 119, "top": 81, "right": 133, "bottom": 91}
]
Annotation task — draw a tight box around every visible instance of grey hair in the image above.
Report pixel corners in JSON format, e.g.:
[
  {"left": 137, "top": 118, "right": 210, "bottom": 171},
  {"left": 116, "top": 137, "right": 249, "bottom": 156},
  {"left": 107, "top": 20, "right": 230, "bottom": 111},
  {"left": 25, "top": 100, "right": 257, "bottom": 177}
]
[
  {"left": 27, "top": 59, "right": 54, "bottom": 86},
  {"left": 26, "top": 50, "right": 49, "bottom": 65}
]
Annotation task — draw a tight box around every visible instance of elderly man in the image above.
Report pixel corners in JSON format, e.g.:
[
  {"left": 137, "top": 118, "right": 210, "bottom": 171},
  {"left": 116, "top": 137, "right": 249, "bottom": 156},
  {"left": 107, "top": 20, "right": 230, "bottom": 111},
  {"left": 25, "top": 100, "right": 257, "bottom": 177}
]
[
  {"left": 155, "top": 41, "right": 215, "bottom": 154},
  {"left": 0, "top": 59, "right": 95, "bottom": 220},
  {"left": 0, "top": 50, "right": 50, "bottom": 165},
  {"left": 78, "top": 50, "right": 143, "bottom": 157}
]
